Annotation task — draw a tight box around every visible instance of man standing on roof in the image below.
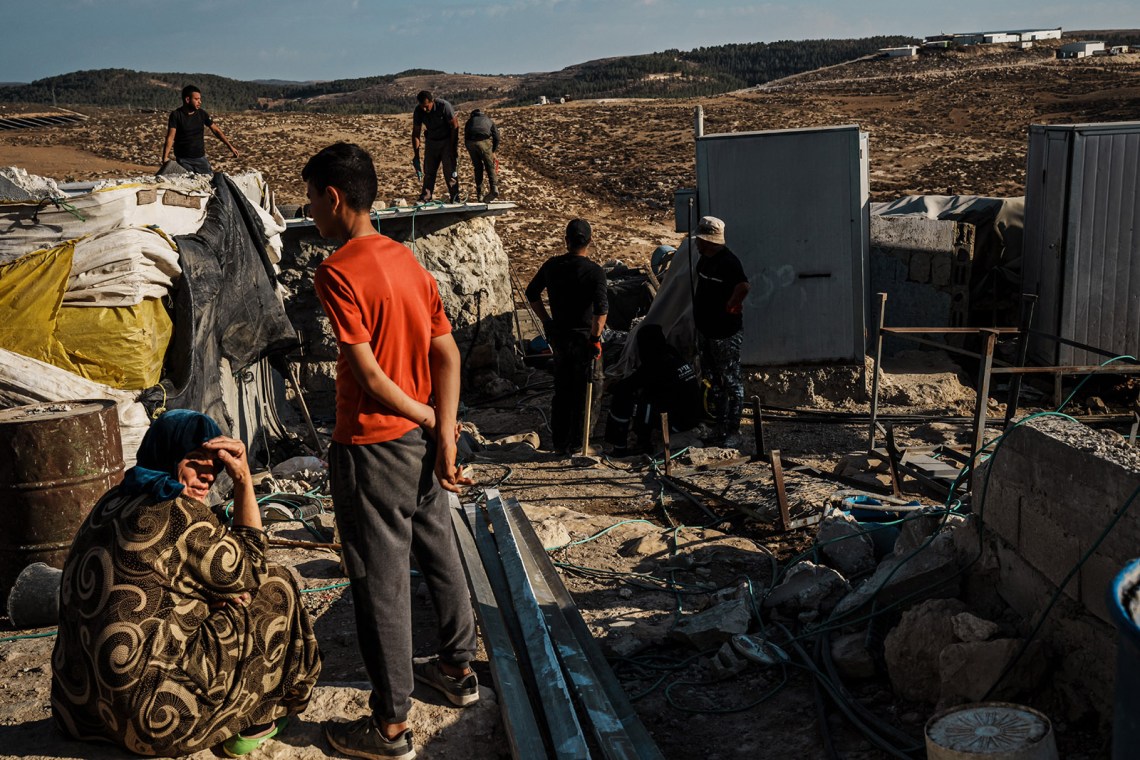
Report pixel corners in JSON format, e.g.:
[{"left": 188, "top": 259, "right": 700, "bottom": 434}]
[
  {"left": 692, "top": 216, "right": 750, "bottom": 447},
  {"left": 526, "top": 219, "right": 608, "bottom": 454},
  {"left": 463, "top": 108, "right": 500, "bottom": 203},
  {"left": 411, "top": 91, "right": 460, "bottom": 204},
  {"left": 161, "top": 85, "right": 239, "bottom": 175}
]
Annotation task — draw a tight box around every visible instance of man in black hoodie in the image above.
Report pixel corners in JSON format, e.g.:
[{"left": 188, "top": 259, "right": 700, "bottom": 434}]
[{"left": 463, "top": 108, "right": 500, "bottom": 202}]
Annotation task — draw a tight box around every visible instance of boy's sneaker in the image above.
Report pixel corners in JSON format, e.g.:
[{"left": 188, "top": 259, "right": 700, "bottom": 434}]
[
  {"left": 413, "top": 657, "right": 480, "bottom": 706},
  {"left": 324, "top": 717, "right": 415, "bottom": 760}
]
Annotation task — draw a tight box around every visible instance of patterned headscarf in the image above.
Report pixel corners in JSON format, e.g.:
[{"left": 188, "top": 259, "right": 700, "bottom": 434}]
[{"left": 119, "top": 409, "right": 223, "bottom": 501}]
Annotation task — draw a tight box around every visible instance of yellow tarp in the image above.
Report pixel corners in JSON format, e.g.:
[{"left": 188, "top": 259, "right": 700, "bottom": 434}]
[
  {"left": 55, "top": 299, "right": 173, "bottom": 389},
  {"left": 0, "top": 244, "right": 173, "bottom": 390}
]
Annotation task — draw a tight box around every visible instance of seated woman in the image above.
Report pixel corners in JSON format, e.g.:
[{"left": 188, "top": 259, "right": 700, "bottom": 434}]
[{"left": 51, "top": 409, "right": 322, "bottom": 757}]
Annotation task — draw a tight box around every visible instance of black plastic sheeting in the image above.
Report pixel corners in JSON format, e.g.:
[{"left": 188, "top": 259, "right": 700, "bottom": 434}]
[{"left": 141, "top": 174, "right": 298, "bottom": 433}]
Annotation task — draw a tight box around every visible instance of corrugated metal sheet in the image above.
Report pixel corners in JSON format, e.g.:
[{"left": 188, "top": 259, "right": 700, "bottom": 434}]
[
  {"left": 695, "top": 125, "right": 868, "bottom": 366},
  {"left": 1023, "top": 122, "right": 1140, "bottom": 365}
]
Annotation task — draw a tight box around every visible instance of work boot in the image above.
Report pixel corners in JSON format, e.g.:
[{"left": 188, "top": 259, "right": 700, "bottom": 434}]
[
  {"left": 482, "top": 190, "right": 498, "bottom": 203},
  {"left": 417, "top": 189, "right": 432, "bottom": 204},
  {"left": 474, "top": 184, "right": 482, "bottom": 201}
]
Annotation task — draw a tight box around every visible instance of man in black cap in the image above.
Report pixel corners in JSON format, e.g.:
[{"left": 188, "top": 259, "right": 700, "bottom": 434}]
[
  {"left": 525, "top": 220, "right": 608, "bottom": 454},
  {"left": 692, "top": 215, "right": 750, "bottom": 445}
]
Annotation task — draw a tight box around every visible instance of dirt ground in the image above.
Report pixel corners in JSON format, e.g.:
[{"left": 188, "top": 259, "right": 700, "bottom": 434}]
[{"left": 1, "top": 45, "right": 1138, "bottom": 758}]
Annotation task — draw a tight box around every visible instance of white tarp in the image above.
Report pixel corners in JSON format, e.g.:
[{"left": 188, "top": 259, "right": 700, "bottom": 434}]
[{"left": 64, "top": 227, "right": 182, "bottom": 307}]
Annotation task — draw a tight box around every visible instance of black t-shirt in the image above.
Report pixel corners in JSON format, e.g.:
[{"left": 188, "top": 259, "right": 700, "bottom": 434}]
[
  {"left": 525, "top": 253, "right": 608, "bottom": 334},
  {"left": 168, "top": 107, "right": 213, "bottom": 159},
  {"left": 693, "top": 246, "right": 748, "bottom": 338},
  {"left": 413, "top": 99, "right": 456, "bottom": 141}
]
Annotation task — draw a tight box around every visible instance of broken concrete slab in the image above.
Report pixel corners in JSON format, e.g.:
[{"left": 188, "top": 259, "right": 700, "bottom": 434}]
[
  {"left": 893, "top": 507, "right": 966, "bottom": 556},
  {"left": 938, "top": 639, "right": 1047, "bottom": 706},
  {"left": 817, "top": 507, "right": 876, "bottom": 578},
  {"left": 832, "top": 531, "right": 961, "bottom": 619},
  {"left": 884, "top": 597, "right": 968, "bottom": 703},
  {"left": 763, "top": 561, "right": 850, "bottom": 618},
  {"left": 669, "top": 598, "right": 752, "bottom": 650}
]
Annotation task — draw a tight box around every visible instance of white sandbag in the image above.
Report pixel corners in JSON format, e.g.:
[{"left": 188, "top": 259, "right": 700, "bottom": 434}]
[
  {"left": 0, "top": 173, "right": 210, "bottom": 263},
  {"left": 65, "top": 227, "right": 181, "bottom": 307},
  {"left": 0, "top": 348, "right": 149, "bottom": 467}
]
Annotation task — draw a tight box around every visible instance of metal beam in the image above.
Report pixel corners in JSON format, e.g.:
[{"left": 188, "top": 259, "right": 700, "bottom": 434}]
[
  {"left": 448, "top": 494, "right": 546, "bottom": 760},
  {"left": 484, "top": 490, "right": 590, "bottom": 759},
  {"left": 505, "top": 497, "right": 661, "bottom": 760}
]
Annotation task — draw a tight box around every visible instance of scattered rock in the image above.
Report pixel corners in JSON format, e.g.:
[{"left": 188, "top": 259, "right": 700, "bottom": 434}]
[
  {"left": 817, "top": 507, "right": 876, "bottom": 577},
  {"left": 619, "top": 532, "right": 669, "bottom": 558},
  {"left": 531, "top": 516, "right": 572, "bottom": 550},
  {"left": 685, "top": 446, "right": 742, "bottom": 468},
  {"left": 763, "top": 561, "right": 850, "bottom": 617},
  {"left": 938, "top": 639, "right": 1047, "bottom": 706},
  {"left": 669, "top": 598, "right": 751, "bottom": 650},
  {"left": 831, "top": 631, "right": 877, "bottom": 680},
  {"left": 951, "top": 612, "right": 1000, "bottom": 643},
  {"left": 710, "top": 641, "right": 751, "bottom": 678},
  {"left": 884, "top": 597, "right": 968, "bottom": 703}
]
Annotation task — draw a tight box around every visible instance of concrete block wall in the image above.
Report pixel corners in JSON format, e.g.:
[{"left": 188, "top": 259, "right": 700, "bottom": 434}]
[
  {"left": 969, "top": 415, "right": 1140, "bottom": 721},
  {"left": 869, "top": 215, "right": 974, "bottom": 356},
  {"left": 975, "top": 415, "right": 1140, "bottom": 623}
]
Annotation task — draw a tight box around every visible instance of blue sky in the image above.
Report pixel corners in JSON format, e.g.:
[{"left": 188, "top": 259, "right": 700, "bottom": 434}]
[{"left": 4, "top": 0, "right": 1137, "bottom": 83}]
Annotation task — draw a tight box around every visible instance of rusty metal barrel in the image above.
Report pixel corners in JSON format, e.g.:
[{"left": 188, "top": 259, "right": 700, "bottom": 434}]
[{"left": 0, "top": 400, "right": 123, "bottom": 600}]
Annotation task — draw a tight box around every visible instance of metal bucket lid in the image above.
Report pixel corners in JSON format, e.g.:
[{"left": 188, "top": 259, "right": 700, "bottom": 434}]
[
  {"left": 926, "top": 702, "right": 1054, "bottom": 755},
  {"left": 0, "top": 399, "right": 116, "bottom": 425}
]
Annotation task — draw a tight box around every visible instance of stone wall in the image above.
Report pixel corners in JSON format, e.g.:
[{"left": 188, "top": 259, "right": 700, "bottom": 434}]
[
  {"left": 869, "top": 215, "right": 974, "bottom": 356},
  {"left": 971, "top": 415, "right": 1140, "bottom": 720},
  {"left": 277, "top": 213, "right": 519, "bottom": 420}
]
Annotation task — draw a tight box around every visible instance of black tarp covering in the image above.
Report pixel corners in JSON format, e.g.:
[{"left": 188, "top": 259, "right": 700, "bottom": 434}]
[{"left": 142, "top": 174, "right": 298, "bottom": 433}]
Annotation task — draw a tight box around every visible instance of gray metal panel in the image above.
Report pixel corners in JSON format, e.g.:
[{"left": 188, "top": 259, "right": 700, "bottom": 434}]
[
  {"left": 1023, "top": 125, "right": 1073, "bottom": 364},
  {"left": 695, "top": 125, "right": 867, "bottom": 365},
  {"left": 1063, "top": 126, "right": 1140, "bottom": 364},
  {"left": 1025, "top": 122, "right": 1140, "bottom": 365}
]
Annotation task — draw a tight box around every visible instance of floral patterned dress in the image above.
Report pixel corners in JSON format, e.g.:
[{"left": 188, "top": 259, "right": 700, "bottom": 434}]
[{"left": 51, "top": 489, "right": 322, "bottom": 757}]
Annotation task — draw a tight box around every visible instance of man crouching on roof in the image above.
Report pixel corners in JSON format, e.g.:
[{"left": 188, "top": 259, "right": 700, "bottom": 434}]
[{"left": 304, "top": 142, "right": 479, "bottom": 760}]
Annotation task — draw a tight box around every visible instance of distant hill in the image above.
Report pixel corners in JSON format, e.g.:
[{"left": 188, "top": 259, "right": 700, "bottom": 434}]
[{"left": 0, "top": 35, "right": 928, "bottom": 113}]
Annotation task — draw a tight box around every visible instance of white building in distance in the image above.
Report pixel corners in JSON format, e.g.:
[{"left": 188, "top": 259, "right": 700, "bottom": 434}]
[
  {"left": 880, "top": 45, "right": 919, "bottom": 57},
  {"left": 1058, "top": 41, "right": 1106, "bottom": 58},
  {"left": 923, "top": 28, "right": 1062, "bottom": 46}
]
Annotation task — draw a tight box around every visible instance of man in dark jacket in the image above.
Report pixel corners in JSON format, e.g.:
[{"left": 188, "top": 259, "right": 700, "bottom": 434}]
[
  {"left": 526, "top": 219, "right": 608, "bottom": 454},
  {"left": 604, "top": 324, "right": 702, "bottom": 455},
  {"left": 412, "top": 90, "right": 460, "bottom": 203},
  {"left": 692, "top": 216, "right": 750, "bottom": 445},
  {"left": 463, "top": 109, "right": 500, "bottom": 203}
]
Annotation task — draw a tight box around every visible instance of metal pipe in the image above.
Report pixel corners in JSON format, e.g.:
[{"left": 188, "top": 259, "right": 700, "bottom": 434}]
[{"left": 694, "top": 105, "right": 704, "bottom": 138}]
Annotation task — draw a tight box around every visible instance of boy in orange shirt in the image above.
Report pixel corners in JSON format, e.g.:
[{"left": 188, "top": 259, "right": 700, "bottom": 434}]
[{"left": 305, "top": 143, "right": 477, "bottom": 760}]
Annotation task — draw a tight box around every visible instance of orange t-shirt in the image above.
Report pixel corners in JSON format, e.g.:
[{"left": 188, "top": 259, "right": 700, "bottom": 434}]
[{"left": 314, "top": 234, "right": 451, "bottom": 445}]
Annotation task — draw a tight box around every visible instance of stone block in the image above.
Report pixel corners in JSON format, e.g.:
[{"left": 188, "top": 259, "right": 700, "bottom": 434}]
[
  {"left": 1078, "top": 550, "right": 1118, "bottom": 624},
  {"left": 884, "top": 598, "right": 968, "bottom": 703},
  {"left": 951, "top": 612, "right": 1000, "bottom": 643},
  {"left": 669, "top": 598, "right": 751, "bottom": 651},
  {"left": 908, "top": 251, "right": 932, "bottom": 283},
  {"left": 831, "top": 631, "right": 877, "bottom": 680},
  {"left": 930, "top": 253, "right": 953, "bottom": 287}
]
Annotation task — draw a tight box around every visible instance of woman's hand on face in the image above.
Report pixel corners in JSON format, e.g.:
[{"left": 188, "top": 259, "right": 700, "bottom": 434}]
[{"left": 201, "top": 436, "right": 252, "bottom": 486}]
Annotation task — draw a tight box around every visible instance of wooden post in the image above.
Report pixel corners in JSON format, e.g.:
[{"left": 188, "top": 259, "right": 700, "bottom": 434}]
[
  {"left": 970, "top": 329, "right": 999, "bottom": 492},
  {"left": 868, "top": 292, "right": 888, "bottom": 450},
  {"left": 770, "top": 449, "right": 791, "bottom": 532},
  {"left": 661, "top": 412, "right": 672, "bottom": 477}
]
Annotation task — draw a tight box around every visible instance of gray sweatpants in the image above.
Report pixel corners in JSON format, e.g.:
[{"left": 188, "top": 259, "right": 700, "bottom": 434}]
[{"left": 329, "top": 427, "right": 477, "bottom": 723}]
